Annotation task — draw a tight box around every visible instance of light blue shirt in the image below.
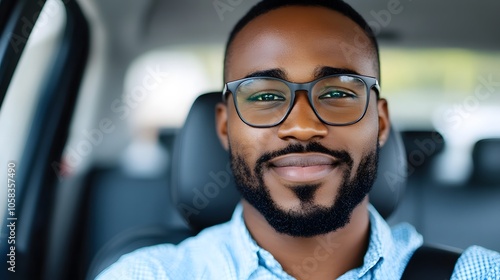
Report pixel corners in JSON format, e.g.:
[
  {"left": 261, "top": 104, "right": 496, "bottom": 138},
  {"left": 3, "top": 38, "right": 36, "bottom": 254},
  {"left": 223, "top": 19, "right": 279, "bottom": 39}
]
[{"left": 96, "top": 204, "right": 500, "bottom": 279}]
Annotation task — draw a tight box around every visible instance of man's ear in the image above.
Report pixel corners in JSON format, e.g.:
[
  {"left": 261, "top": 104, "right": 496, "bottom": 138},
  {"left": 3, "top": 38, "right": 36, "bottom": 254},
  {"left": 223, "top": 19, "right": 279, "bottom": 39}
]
[
  {"left": 377, "top": 98, "right": 390, "bottom": 147},
  {"left": 215, "top": 102, "right": 229, "bottom": 151}
]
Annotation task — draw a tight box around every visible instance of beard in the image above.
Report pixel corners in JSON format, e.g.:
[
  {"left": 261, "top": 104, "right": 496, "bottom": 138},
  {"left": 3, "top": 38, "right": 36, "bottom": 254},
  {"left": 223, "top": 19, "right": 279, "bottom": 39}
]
[{"left": 230, "top": 141, "right": 379, "bottom": 237}]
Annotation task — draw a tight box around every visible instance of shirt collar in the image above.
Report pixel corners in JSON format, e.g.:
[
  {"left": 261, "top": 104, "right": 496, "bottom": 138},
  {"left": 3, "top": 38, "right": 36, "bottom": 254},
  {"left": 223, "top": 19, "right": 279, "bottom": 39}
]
[
  {"left": 229, "top": 204, "right": 260, "bottom": 278},
  {"left": 230, "top": 204, "right": 294, "bottom": 279},
  {"left": 228, "top": 203, "right": 398, "bottom": 279},
  {"left": 355, "top": 204, "right": 394, "bottom": 277}
]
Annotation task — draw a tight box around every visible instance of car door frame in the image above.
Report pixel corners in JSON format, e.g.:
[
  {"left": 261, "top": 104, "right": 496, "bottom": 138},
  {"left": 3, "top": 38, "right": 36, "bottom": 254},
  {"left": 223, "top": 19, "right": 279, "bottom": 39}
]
[{"left": 0, "top": 0, "right": 89, "bottom": 279}]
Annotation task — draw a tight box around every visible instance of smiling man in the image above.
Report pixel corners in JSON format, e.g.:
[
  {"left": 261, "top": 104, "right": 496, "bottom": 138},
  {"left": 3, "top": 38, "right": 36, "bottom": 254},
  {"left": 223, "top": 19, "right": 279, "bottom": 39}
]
[
  {"left": 97, "top": 1, "right": 500, "bottom": 279},
  {"left": 212, "top": 2, "right": 396, "bottom": 279}
]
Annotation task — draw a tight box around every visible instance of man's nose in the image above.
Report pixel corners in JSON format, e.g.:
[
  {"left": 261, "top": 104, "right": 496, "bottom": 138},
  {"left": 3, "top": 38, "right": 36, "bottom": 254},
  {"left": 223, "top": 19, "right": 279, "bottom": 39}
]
[{"left": 277, "top": 92, "right": 328, "bottom": 141}]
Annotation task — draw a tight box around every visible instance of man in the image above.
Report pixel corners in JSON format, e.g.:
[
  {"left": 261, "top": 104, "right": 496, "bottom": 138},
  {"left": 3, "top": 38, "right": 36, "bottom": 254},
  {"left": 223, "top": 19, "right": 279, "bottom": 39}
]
[{"left": 97, "top": 0, "right": 500, "bottom": 279}]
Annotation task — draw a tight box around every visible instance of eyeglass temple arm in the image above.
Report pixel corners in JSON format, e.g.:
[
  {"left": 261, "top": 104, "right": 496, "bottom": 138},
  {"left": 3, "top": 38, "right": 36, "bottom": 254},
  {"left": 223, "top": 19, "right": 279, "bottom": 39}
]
[{"left": 221, "top": 84, "right": 229, "bottom": 101}]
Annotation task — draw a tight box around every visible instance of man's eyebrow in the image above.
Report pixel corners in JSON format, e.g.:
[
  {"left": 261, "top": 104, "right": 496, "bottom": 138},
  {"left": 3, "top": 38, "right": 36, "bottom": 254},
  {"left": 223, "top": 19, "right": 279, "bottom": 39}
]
[
  {"left": 243, "top": 69, "right": 287, "bottom": 79},
  {"left": 314, "top": 66, "right": 360, "bottom": 79},
  {"left": 242, "top": 67, "right": 359, "bottom": 81}
]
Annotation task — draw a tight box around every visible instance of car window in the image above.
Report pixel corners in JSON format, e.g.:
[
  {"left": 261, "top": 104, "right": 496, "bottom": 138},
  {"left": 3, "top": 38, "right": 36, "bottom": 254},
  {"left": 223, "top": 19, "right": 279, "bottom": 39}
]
[
  {"left": 123, "top": 46, "right": 222, "bottom": 128},
  {"left": 63, "top": 45, "right": 224, "bottom": 176},
  {"left": 381, "top": 48, "right": 500, "bottom": 183}
]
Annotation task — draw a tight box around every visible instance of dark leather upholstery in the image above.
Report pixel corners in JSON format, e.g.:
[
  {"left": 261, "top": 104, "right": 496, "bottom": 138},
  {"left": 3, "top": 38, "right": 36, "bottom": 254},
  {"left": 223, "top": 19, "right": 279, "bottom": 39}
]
[
  {"left": 401, "top": 245, "right": 462, "bottom": 280},
  {"left": 400, "top": 130, "right": 445, "bottom": 177},
  {"left": 83, "top": 166, "right": 193, "bottom": 280},
  {"left": 171, "top": 92, "right": 407, "bottom": 231},
  {"left": 470, "top": 138, "right": 500, "bottom": 186}
]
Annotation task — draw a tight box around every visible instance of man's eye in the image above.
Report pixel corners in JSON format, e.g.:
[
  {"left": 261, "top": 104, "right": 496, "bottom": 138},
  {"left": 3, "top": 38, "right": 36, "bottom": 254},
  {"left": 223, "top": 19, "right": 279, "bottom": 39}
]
[
  {"left": 318, "top": 90, "right": 355, "bottom": 99},
  {"left": 248, "top": 92, "right": 286, "bottom": 101}
]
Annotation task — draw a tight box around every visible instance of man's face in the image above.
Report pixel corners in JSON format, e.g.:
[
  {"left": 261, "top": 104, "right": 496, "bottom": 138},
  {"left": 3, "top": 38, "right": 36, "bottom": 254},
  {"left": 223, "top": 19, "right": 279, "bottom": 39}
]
[{"left": 217, "top": 6, "right": 389, "bottom": 237}]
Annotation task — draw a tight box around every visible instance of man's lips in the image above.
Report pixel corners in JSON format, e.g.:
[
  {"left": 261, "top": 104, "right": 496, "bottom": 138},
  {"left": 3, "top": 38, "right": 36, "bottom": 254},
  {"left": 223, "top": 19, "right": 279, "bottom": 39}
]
[{"left": 267, "top": 153, "right": 340, "bottom": 183}]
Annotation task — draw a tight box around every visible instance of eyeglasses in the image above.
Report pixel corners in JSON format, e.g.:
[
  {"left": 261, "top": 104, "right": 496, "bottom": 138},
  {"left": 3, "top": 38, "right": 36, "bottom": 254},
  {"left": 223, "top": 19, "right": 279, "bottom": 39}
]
[{"left": 222, "top": 74, "right": 380, "bottom": 128}]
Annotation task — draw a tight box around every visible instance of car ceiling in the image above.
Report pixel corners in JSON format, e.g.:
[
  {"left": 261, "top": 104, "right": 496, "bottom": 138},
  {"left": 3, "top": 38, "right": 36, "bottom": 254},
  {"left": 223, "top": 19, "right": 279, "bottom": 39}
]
[{"left": 87, "top": 0, "right": 500, "bottom": 57}]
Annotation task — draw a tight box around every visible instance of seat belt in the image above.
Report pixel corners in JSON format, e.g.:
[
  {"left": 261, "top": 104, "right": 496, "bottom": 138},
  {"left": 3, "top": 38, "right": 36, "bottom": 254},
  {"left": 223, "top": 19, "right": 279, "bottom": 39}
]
[{"left": 401, "top": 245, "right": 462, "bottom": 280}]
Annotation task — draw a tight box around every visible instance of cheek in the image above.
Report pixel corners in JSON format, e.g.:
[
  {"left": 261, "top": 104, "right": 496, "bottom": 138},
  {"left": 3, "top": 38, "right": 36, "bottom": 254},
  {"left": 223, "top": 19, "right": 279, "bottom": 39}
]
[
  {"left": 361, "top": 96, "right": 382, "bottom": 141},
  {"left": 227, "top": 104, "right": 271, "bottom": 161},
  {"left": 357, "top": 101, "right": 380, "bottom": 144},
  {"left": 329, "top": 100, "right": 379, "bottom": 167}
]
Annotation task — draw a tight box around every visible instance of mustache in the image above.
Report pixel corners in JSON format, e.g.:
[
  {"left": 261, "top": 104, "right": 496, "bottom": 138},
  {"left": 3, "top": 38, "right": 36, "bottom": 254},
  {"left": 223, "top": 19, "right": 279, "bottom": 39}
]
[{"left": 256, "top": 142, "right": 353, "bottom": 170}]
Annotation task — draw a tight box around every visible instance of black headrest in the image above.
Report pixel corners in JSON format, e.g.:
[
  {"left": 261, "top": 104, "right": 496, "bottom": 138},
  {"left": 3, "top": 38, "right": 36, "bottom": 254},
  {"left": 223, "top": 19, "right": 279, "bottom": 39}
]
[
  {"left": 400, "top": 130, "right": 445, "bottom": 175},
  {"left": 171, "top": 92, "right": 406, "bottom": 232},
  {"left": 470, "top": 138, "right": 500, "bottom": 186}
]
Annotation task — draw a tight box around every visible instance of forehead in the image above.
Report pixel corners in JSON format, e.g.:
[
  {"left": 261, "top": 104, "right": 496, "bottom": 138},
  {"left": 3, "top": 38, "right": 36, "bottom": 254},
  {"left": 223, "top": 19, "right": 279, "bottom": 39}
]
[{"left": 226, "top": 6, "right": 377, "bottom": 82}]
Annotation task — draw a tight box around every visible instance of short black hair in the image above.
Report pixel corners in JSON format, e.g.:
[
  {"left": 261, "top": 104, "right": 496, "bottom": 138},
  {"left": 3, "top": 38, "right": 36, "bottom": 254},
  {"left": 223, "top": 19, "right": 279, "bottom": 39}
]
[{"left": 223, "top": 0, "right": 380, "bottom": 82}]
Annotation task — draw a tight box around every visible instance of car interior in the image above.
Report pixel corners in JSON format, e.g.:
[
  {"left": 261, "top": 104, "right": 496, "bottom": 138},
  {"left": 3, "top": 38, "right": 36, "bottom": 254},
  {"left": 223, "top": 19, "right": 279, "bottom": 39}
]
[{"left": 0, "top": 0, "right": 499, "bottom": 280}]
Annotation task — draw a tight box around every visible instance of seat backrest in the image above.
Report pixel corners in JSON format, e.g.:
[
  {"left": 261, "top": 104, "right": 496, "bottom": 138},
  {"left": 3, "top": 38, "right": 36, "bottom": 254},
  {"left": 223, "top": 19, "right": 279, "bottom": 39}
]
[
  {"left": 171, "top": 92, "right": 407, "bottom": 232},
  {"left": 83, "top": 166, "right": 192, "bottom": 279},
  {"left": 400, "top": 130, "right": 445, "bottom": 179},
  {"left": 470, "top": 138, "right": 500, "bottom": 186}
]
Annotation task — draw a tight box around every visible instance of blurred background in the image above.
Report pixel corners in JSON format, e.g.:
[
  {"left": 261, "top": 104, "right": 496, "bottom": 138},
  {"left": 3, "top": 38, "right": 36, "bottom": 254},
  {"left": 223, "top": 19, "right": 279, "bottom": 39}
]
[{"left": 0, "top": 0, "right": 499, "bottom": 279}]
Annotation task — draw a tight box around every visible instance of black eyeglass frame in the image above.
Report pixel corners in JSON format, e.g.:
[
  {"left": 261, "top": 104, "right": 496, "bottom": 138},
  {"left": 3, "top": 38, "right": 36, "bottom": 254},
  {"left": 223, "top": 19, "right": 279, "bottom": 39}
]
[{"left": 222, "top": 74, "right": 380, "bottom": 128}]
